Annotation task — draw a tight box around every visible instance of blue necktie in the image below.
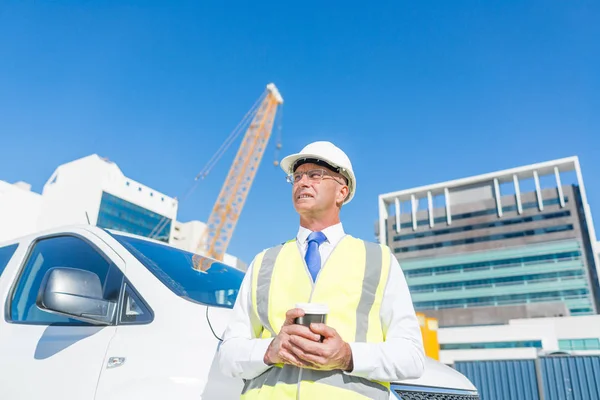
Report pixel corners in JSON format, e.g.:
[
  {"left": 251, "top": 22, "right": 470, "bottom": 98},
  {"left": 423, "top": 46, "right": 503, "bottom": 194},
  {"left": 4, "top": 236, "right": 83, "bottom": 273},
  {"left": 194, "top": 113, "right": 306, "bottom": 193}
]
[{"left": 305, "top": 231, "right": 327, "bottom": 282}]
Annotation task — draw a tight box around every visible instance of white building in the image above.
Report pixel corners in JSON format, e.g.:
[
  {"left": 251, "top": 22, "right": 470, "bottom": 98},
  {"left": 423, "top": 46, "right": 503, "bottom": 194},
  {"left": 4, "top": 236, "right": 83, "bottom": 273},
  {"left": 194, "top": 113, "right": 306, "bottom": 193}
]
[
  {"left": 170, "top": 220, "right": 245, "bottom": 270},
  {"left": 438, "top": 315, "right": 600, "bottom": 365},
  {"left": 37, "top": 155, "right": 178, "bottom": 242},
  {"left": 0, "top": 181, "right": 42, "bottom": 242},
  {"left": 171, "top": 220, "right": 208, "bottom": 252},
  {"left": 0, "top": 154, "right": 245, "bottom": 269}
]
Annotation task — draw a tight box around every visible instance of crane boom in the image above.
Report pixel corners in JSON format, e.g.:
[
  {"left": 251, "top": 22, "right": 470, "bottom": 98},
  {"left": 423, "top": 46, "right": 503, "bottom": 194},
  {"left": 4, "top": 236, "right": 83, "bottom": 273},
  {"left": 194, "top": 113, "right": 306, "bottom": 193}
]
[{"left": 193, "top": 83, "right": 284, "bottom": 271}]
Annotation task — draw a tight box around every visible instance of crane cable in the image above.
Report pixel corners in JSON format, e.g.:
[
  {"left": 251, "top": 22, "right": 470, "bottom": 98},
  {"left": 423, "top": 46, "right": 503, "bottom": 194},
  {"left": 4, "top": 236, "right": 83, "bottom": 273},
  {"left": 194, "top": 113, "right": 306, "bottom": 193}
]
[
  {"left": 273, "top": 103, "right": 284, "bottom": 165},
  {"left": 148, "top": 89, "right": 267, "bottom": 240}
]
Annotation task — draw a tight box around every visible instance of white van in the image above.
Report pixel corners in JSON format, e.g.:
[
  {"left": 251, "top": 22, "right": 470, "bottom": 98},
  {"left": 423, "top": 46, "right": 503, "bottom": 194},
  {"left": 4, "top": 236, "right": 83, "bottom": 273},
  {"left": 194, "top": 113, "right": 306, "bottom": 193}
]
[{"left": 0, "top": 225, "right": 479, "bottom": 399}]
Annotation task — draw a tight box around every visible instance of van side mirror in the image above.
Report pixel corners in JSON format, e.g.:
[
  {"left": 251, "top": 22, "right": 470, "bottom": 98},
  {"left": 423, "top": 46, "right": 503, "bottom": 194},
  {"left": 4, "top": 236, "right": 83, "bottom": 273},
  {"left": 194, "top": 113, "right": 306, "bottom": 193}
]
[{"left": 36, "top": 267, "right": 116, "bottom": 325}]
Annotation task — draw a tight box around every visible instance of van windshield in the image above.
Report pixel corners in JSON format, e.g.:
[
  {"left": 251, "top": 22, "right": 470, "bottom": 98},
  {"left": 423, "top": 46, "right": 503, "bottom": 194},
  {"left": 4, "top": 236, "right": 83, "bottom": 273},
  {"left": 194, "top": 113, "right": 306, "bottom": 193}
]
[{"left": 112, "top": 233, "right": 244, "bottom": 308}]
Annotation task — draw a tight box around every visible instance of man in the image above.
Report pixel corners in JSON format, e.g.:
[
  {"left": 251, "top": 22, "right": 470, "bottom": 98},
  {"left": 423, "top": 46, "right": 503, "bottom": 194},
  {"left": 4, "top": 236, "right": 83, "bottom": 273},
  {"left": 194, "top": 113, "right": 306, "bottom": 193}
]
[{"left": 218, "top": 141, "right": 425, "bottom": 399}]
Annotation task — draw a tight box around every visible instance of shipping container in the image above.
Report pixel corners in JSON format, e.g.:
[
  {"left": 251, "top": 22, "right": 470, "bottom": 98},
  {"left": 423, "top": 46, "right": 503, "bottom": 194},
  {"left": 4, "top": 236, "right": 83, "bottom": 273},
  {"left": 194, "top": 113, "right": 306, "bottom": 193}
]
[
  {"left": 454, "top": 360, "right": 540, "bottom": 400},
  {"left": 540, "top": 355, "right": 600, "bottom": 400}
]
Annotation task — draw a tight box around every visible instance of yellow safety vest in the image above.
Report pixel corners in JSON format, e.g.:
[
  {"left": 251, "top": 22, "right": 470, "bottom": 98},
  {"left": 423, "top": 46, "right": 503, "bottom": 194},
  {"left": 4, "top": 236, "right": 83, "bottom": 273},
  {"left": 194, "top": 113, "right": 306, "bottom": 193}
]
[{"left": 241, "top": 235, "right": 391, "bottom": 400}]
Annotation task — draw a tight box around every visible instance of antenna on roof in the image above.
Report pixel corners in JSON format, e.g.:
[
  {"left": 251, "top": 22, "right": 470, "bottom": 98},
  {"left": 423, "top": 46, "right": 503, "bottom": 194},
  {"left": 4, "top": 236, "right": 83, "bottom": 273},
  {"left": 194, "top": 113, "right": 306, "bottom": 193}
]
[{"left": 85, "top": 212, "right": 90, "bottom": 225}]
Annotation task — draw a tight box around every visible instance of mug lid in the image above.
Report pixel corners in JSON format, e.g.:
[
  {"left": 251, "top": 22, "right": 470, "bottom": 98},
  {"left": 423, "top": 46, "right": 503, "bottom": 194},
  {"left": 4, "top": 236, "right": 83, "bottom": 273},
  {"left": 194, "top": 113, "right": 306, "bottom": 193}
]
[{"left": 295, "top": 303, "right": 329, "bottom": 314}]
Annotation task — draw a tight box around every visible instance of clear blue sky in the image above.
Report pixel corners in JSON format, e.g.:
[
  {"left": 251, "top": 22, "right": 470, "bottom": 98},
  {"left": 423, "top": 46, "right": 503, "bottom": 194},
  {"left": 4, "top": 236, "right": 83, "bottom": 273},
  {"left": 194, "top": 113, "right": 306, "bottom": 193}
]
[{"left": 1, "top": 1, "right": 598, "bottom": 264}]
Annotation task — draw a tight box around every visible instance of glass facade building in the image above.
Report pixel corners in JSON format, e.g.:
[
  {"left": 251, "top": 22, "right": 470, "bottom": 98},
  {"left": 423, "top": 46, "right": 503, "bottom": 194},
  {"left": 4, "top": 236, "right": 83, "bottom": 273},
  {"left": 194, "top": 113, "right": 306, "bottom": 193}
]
[
  {"left": 403, "top": 233, "right": 593, "bottom": 315},
  {"left": 378, "top": 158, "right": 600, "bottom": 326},
  {"left": 97, "top": 191, "right": 172, "bottom": 242}
]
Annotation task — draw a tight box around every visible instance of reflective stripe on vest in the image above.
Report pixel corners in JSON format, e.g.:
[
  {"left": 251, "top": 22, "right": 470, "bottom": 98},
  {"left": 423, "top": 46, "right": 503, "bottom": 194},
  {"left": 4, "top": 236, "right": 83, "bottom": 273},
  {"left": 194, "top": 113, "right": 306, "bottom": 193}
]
[
  {"left": 241, "top": 366, "right": 389, "bottom": 400},
  {"left": 254, "top": 244, "right": 283, "bottom": 337},
  {"left": 245, "top": 235, "right": 391, "bottom": 399}
]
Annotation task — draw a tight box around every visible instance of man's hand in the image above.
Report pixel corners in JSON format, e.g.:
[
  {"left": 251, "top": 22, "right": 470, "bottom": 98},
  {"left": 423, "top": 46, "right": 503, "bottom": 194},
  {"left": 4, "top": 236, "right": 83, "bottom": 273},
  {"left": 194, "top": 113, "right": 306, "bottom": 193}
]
[
  {"left": 287, "top": 323, "right": 353, "bottom": 371},
  {"left": 264, "top": 308, "right": 322, "bottom": 368}
]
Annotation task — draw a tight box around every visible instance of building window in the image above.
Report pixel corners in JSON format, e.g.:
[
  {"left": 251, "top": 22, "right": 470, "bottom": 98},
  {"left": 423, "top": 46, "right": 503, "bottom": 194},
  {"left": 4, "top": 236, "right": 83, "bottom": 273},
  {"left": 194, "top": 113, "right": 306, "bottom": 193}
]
[
  {"left": 441, "top": 340, "right": 543, "bottom": 350},
  {"left": 405, "top": 250, "right": 581, "bottom": 278},
  {"left": 395, "top": 224, "right": 574, "bottom": 253},
  {"left": 569, "top": 308, "right": 593, "bottom": 315},
  {"left": 392, "top": 197, "right": 569, "bottom": 231},
  {"left": 414, "top": 288, "right": 590, "bottom": 311},
  {"left": 393, "top": 211, "right": 571, "bottom": 242},
  {"left": 409, "top": 269, "right": 585, "bottom": 294},
  {"left": 96, "top": 192, "right": 172, "bottom": 242},
  {"left": 558, "top": 338, "right": 600, "bottom": 351}
]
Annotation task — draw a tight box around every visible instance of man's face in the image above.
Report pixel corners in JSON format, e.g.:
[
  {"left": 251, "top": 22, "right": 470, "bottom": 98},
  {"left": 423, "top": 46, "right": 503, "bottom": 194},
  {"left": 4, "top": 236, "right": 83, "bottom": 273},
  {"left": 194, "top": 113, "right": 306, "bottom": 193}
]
[{"left": 291, "top": 162, "right": 348, "bottom": 216}]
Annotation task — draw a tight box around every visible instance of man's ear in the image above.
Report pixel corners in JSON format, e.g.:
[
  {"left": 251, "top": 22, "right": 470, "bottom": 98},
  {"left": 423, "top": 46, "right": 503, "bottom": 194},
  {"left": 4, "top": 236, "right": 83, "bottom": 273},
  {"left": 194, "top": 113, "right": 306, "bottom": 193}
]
[{"left": 336, "top": 185, "right": 349, "bottom": 207}]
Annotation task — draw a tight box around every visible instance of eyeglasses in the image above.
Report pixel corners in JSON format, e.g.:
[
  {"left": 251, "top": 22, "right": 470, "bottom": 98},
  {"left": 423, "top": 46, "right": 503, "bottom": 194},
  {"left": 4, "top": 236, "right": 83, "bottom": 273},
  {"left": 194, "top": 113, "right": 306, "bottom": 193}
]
[{"left": 286, "top": 169, "right": 346, "bottom": 185}]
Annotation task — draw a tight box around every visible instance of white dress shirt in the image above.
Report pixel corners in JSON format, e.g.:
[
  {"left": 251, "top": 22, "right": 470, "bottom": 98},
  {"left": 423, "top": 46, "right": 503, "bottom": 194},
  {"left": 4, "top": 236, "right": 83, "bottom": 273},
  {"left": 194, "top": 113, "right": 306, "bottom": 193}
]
[{"left": 217, "top": 223, "right": 425, "bottom": 383}]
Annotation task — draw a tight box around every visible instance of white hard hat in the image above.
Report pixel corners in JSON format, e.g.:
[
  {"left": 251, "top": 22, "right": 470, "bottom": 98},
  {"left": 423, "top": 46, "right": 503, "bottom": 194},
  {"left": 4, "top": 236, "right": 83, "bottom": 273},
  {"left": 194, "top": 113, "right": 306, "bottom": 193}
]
[{"left": 280, "top": 141, "right": 356, "bottom": 204}]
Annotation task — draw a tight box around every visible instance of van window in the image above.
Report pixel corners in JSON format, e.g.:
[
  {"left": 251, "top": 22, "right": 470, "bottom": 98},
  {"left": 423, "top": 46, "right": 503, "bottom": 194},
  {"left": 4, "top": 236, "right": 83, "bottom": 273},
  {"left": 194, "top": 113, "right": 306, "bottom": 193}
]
[
  {"left": 112, "top": 234, "right": 244, "bottom": 308},
  {"left": 10, "top": 235, "right": 123, "bottom": 325},
  {"left": 119, "top": 283, "right": 153, "bottom": 324},
  {"left": 0, "top": 244, "right": 18, "bottom": 277}
]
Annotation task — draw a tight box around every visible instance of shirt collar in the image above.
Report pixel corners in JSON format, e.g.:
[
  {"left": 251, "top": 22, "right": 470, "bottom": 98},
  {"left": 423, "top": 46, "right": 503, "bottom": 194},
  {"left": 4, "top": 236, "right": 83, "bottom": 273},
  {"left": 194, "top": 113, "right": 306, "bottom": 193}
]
[{"left": 297, "top": 222, "right": 345, "bottom": 246}]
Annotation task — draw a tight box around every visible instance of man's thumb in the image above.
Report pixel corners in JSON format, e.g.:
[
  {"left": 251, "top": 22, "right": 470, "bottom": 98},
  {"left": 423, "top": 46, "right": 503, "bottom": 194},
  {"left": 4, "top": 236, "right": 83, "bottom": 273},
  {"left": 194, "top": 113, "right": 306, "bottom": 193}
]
[{"left": 283, "top": 308, "right": 304, "bottom": 325}]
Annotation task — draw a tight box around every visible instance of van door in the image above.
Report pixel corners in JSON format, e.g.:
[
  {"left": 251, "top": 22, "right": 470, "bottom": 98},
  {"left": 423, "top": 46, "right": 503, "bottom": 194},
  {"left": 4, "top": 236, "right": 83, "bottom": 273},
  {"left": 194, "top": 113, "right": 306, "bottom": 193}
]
[
  {"left": 203, "top": 306, "right": 245, "bottom": 398},
  {"left": 0, "top": 233, "right": 125, "bottom": 400}
]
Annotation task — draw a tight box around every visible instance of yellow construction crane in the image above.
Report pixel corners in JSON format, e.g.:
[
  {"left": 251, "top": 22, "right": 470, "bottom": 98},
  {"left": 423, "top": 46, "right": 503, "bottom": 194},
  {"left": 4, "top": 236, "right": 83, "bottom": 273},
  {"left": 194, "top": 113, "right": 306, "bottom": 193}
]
[{"left": 192, "top": 83, "right": 284, "bottom": 271}]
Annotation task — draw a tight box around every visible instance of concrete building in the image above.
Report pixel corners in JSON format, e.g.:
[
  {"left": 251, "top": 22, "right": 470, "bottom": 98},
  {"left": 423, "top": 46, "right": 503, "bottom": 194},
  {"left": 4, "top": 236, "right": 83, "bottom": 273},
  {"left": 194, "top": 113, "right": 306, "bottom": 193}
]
[
  {"left": 38, "top": 155, "right": 178, "bottom": 242},
  {"left": 170, "top": 219, "right": 245, "bottom": 270},
  {"left": 438, "top": 315, "right": 600, "bottom": 365},
  {"left": 171, "top": 220, "right": 208, "bottom": 252},
  {"left": 0, "top": 154, "right": 245, "bottom": 269},
  {"left": 0, "top": 181, "right": 42, "bottom": 243},
  {"left": 377, "top": 157, "right": 600, "bottom": 326}
]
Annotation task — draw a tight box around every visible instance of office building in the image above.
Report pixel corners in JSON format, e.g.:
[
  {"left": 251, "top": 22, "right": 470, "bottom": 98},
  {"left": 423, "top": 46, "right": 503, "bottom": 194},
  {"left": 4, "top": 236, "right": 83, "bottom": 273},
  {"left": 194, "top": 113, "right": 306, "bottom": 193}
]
[
  {"left": 377, "top": 157, "right": 600, "bottom": 326},
  {"left": 0, "top": 154, "right": 245, "bottom": 269},
  {"left": 37, "top": 154, "right": 178, "bottom": 242},
  {"left": 438, "top": 314, "right": 600, "bottom": 364}
]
